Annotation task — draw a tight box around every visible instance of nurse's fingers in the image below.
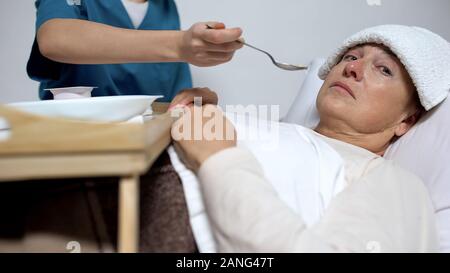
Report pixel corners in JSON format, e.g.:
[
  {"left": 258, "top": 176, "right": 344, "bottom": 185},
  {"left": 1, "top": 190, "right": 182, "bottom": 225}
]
[
  {"left": 205, "top": 22, "right": 226, "bottom": 30},
  {"left": 202, "top": 28, "right": 243, "bottom": 44},
  {"left": 205, "top": 51, "right": 235, "bottom": 62},
  {"left": 198, "top": 22, "right": 243, "bottom": 44},
  {"left": 203, "top": 40, "right": 244, "bottom": 53}
]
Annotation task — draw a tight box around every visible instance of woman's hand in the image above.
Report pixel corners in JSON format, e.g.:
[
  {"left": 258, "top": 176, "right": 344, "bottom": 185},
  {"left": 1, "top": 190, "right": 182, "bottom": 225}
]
[
  {"left": 171, "top": 104, "right": 237, "bottom": 172},
  {"left": 179, "top": 22, "right": 244, "bottom": 67},
  {"left": 169, "top": 87, "right": 218, "bottom": 110}
]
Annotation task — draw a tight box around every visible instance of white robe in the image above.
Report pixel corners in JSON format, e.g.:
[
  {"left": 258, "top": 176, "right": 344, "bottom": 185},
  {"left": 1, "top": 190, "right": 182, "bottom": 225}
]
[{"left": 169, "top": 119, "right": 438, "bottom": 252}]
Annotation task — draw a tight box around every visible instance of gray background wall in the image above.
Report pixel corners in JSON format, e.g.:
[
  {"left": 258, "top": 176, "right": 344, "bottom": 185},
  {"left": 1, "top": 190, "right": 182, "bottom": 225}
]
[{"left": 1, "top": 0, "right": 449, "bottom": 118}]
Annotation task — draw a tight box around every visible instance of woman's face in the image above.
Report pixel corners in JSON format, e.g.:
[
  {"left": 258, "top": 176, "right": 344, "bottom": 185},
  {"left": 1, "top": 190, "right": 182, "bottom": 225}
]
[{"left": 316, "top": 44, "right": 418, "bottom": 136}]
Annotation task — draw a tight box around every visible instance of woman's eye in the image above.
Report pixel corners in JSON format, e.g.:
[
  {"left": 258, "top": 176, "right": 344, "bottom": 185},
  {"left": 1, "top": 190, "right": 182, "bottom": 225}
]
[
  {"left": 343, "top": 54, "right": 358, "bottom": 61},
  {"left": 381, "top": 66, "right": 393, "bottom": 76}
]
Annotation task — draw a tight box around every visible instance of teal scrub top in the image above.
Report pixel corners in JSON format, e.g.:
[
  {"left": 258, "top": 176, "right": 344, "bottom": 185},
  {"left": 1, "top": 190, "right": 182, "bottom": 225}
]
[{"left": 27, "top": 0, "right": 192, "bottom": 102}]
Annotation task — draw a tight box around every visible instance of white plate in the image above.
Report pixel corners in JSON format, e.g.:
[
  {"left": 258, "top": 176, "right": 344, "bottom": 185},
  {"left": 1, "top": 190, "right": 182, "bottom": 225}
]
[{"left": 7, "top": 95, "right": 163, "bottom": 122}]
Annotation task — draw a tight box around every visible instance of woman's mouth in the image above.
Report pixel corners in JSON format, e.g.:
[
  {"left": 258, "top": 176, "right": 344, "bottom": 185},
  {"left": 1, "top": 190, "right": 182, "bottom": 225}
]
[{"left": 330, "top": 81, "right": 356, "bottom": 99}]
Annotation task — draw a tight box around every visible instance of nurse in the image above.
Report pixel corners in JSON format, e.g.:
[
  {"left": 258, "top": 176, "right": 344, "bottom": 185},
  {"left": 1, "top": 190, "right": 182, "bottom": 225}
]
[{"left": 27, "top": 0, "right": 243, "bottom": 101}]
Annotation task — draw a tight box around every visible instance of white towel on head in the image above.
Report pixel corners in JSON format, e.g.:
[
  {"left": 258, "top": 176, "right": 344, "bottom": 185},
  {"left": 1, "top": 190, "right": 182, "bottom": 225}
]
[{"left": 318, "top": 25, "right": 450, "bottom": 111}]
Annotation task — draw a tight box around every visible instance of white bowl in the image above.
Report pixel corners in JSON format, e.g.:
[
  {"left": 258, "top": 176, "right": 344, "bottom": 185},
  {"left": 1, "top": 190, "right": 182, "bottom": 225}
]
[
  {"left": 7, "top": 95, "right": 164, "bottom": 122},
  {"left": 45, "top": 86, "right": 96, "bottom": 100}
]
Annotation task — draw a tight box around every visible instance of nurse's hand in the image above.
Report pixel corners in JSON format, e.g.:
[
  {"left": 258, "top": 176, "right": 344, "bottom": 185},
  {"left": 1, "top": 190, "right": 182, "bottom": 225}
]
[
  {"left": 171, "top": 104, "right": 237, "bottom": 172},
  {"left": 180, "top": 22, "right": 244, "bottom": 67},
  {"left": 169, "top": 87, "right": 218, "bottom": 110}
]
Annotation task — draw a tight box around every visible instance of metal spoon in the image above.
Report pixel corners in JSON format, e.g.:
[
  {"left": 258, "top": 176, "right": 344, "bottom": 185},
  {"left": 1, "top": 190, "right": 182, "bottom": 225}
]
[{"left": 206, "top": 25, "right": 308, "bottom": 71}]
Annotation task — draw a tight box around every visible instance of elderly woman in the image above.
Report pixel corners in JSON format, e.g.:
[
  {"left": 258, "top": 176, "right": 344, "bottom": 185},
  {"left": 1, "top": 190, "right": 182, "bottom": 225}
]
[{"left": 170, "top": 25, "right": 450, "bottom": 252}]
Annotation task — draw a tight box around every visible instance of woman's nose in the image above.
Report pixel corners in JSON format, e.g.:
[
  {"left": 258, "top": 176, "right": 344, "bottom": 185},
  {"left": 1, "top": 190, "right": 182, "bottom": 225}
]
[{"left": 344, "top": 59, "right": 364, "bottom": 81}]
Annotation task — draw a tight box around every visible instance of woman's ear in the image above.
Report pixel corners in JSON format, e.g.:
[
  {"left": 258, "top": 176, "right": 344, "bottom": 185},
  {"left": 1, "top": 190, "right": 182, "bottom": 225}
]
[{"left": 394, "top": 109, "right": 422, "bottom": 137}]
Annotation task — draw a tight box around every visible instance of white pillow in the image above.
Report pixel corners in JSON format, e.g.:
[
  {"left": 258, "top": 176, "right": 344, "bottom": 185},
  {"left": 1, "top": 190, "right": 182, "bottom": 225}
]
[
  {"left": 284, "top": 58, "right": 450, "bottom": 252},
  {"left": 385, "top": 97, "right": 450, "bottom": 253},
  {"left": 282, "top": 58, "right": 324, "bottom": 127}
]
